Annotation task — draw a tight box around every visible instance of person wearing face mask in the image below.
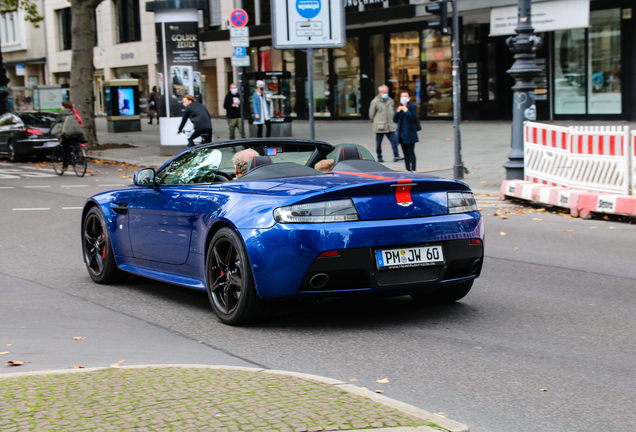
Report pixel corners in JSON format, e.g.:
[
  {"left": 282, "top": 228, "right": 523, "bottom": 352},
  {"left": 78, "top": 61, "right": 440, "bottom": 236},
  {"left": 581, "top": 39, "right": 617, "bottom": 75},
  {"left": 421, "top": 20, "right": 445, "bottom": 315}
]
[
  {"left": 393, "top": 89, "right": 419, "bottom": 172},
  {"left": 252, "top": 80, "right": 272, "bottom": 138},
  {"left": 224, "top": 83, "right": 242, "bottom": 140},
  {"left": 368, "top": 85, "right": 402, "bottom": 163}
]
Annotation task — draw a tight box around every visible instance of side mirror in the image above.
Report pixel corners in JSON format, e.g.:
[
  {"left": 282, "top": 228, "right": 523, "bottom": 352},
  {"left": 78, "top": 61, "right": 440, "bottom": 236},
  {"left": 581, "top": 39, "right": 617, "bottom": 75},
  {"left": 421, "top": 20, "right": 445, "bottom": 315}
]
[{"left": 134, "top": 168, "right": 155, "bottom": 186}]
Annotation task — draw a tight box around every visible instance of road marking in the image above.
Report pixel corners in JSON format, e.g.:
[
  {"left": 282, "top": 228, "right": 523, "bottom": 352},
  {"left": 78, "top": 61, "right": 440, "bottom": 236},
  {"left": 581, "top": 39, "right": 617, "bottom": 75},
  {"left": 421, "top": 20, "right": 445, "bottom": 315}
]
[
  {"left": 62, "top": 207, "right": 84, "bottom": 210},
  {"left": 23, "top": 185, "right": 51, "bottom": 188},
  {"left": 98, "top": 184, "right": 126, "bottom": 187},
  {"left": 0, "top": 186, "right": 15, "bottom": 189},
  {"left": 61, "top": 185, "right": 88, "bottom": 188},
  {"left": 13, "top": 208, "right": 50, "bottom": 211}
]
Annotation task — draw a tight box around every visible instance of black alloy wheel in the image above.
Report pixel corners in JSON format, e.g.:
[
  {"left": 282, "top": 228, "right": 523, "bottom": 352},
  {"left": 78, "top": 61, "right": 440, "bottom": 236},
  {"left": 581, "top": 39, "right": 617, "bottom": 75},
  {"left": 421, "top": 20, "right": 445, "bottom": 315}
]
[
  {"left": 82, "top": 207, "right": 127, "bottom": 284},
  {"left": 51, "top": 145, "right": 64, "bottom": 175},
  {"left": 410, "top": 279, "right": 474, "bottom": 305},
  {"left": 7, "top": 140, "right": 19, "bottom": 163},
  {"left": 73, "top": 146, "right": 88, "bottom": 177},
  {"left": 206, "top": 228, "right": 270, "bottom": 325}
]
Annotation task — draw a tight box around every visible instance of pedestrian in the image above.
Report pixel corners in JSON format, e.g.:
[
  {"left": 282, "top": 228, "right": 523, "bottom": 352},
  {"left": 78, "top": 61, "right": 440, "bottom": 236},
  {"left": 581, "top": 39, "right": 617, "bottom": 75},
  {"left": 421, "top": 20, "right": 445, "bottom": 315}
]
[
  {"left": 368, "top": 85, "right": 402, "bottom": 163},
  {"left": 50, "top": 100, "right": 87, "bottom": 172},
  {"left": 393, "top": 89, "right": 419, "bottom": 172},
  {"left": 177, "top": 94, "right": 212, "bottom": 147},
  {"left": 148, "top": 86, "right": 160, "bottom": 125},
  {"left": 224, "top": 83, "right": 242, "bottom": 139},
  {"left": 252, "top": 80, "right": 272, "bottom": 138}
]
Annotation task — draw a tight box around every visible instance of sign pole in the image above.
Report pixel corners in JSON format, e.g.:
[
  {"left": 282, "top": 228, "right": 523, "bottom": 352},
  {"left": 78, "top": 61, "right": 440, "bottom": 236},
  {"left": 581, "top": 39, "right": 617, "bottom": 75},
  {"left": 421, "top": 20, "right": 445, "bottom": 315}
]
[
  {"left": 451, "top": 0, "right": 464, "bottom": 180},
  {"left": 307, "top": 48, "right": 315, "bottom": 140},
  {"left": 239, "top": 67, "right": 246, "bottom": 138}
]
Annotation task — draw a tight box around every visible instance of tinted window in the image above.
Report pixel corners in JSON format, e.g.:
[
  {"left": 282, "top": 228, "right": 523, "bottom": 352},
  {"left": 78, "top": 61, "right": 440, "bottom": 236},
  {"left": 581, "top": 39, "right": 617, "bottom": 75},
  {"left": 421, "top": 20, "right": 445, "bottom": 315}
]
[{"left": 17, "top": 112, "right": 57, "bottom": 126}]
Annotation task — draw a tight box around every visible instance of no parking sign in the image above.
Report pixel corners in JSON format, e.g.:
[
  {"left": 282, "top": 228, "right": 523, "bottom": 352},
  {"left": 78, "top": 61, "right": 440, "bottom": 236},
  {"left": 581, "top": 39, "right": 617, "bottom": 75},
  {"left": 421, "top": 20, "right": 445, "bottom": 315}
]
[{"left": 230, "top": 9, "right": 249, "bottom": 27}]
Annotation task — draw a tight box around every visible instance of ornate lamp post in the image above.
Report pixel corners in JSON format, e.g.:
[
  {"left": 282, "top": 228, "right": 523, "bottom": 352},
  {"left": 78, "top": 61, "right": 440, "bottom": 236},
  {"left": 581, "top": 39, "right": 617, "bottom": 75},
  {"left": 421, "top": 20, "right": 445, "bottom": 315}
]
[{"left": 504, "top": 0, "right": 543, "bottom": 180}]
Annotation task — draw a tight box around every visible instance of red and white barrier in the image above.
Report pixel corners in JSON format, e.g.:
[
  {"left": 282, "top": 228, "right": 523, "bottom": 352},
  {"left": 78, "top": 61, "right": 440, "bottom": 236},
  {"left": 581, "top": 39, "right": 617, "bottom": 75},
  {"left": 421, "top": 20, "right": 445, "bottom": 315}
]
[
  {"left": 568, "top": 126, "right": 630, "bottom": 195},
  {"left": 524, "top": 122, "right": 571, "bottom": 187},
  {"left": 631, "top": 130, "right": 636, "bottom": 195},
  {"left": 501, "top": 180, "right": 636, "bottom": 218}
]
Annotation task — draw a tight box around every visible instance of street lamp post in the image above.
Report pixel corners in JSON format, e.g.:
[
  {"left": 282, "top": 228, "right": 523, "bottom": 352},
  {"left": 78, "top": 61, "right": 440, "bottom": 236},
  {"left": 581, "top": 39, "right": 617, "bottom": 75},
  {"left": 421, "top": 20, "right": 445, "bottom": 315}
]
[{"left": 504, "top": 0, "right": 543, "bottom": 180}]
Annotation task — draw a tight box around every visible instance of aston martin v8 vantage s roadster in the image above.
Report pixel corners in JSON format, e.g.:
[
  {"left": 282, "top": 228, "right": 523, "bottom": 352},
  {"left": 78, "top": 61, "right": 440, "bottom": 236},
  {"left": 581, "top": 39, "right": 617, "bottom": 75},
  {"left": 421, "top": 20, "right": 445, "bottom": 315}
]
[{"left": 81, "top": 139, "right": 484, "bottom": 325}]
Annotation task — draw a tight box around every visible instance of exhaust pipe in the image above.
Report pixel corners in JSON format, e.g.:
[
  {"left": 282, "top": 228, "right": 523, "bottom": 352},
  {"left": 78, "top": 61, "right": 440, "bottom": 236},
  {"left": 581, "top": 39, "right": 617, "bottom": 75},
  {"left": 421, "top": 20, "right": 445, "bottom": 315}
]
[
  {"left": 470, "top": 259, "right": 481, "bottom": 274},
  {"left": 308, "top": 273, "right": 329, "bottom": 290}
]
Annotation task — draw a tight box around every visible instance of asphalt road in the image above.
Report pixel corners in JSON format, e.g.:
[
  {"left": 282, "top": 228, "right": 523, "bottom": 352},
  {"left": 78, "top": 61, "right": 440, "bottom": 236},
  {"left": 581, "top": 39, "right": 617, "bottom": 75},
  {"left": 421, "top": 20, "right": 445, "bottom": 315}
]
[{"left": 1, "top": 160, "right": 635, "bottom": 432}]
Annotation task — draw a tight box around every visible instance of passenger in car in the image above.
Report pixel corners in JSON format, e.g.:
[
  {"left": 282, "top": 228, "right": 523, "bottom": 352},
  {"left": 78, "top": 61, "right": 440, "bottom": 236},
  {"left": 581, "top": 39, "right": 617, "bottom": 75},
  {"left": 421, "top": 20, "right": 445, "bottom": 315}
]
[
  {"left": 231, "top": 148, "right": 260, "bottom": 178},
  {"left": 314, "top": 159, "right": 334, "bottom": 172}
]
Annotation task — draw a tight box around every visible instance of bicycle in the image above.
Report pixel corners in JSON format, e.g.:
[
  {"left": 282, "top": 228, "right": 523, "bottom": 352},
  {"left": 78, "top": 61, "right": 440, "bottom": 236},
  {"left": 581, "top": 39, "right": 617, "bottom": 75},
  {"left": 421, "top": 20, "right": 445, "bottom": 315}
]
[
  {"left": 51, "top": 141, "right": 88, "bottom": 177},
  {"left": 180, "top": 129, "right": 213, "bottom": 147}
]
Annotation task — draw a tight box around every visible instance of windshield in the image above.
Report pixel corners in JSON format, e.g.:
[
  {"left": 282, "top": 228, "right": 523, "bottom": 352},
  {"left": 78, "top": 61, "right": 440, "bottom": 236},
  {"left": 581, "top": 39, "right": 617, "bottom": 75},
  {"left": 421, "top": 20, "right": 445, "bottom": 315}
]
[
  {"left": 17, "top": 112, "right": 57, "bottom": 126},
  {"left": 157, "top": 148, "right": 223, "bottom": 185},
  {"left": 216, "top": 145, "right": 318, "bottom": 173}
]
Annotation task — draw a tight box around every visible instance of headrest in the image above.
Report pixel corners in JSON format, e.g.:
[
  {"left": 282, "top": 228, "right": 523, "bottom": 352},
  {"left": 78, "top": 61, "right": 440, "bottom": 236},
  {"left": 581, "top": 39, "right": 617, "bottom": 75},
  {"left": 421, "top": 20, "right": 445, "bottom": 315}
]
[
  {"left": 333, "top": 146, "right": 362, "bottom": 165},
  {"left": 247, "top": 156, "right": 273, "bottom": 173}
]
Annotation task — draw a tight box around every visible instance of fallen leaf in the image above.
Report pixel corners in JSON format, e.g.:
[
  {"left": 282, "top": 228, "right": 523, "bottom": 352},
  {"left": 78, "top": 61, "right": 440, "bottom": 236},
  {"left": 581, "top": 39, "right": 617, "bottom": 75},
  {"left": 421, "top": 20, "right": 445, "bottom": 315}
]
[
  {"left": 532, "top": 218, "right": 543, "bottom": 221},
  {"left": 589, "top": 227, "right": 597, "bottom": 229},
  {"left": 6, "top": 344, "right": 12, "bottom": 347},
  {"left": 478, "top": 208, "right": 483, "bottom": 211},
  {"left": 481, "top": 180, "right": 487, "bottom": 183},
  {"left": 375, "top": 390, "right": 385, "bottom": 394},
  {"left": 73, "top": 337, "right": 86, "bottom": 341},
  {"left": 513, "top": 247, "right": 518, "bottom": 251},
  {"left": 5, "top": 360, "right": 23, "bottom": 366},
  {"left": 609, "top": 227, "right": 616, "bottom": 229},
  {"left": 564, "top": 230, "right": 575, "bottom": 232},
  {"left": 376, "top": 378, "right": 389, "bottom": 384},
  {"left": 118, "top": 360, "right": 125, "bottom": 364},
  {"left": 540, "top": 388, "right": 548, "bottom": 392},
  {"left": 348, "top": 378, "right": 358, "bottom": 382},
  {"left": 110, "top": 363, "right": 120, "bottom": 368},
  {"left": 500, "top": 232, "right": 506, "bottom": 236},
  {"left": 482, "top": 201, "right": 488, "bottom": 204},
  {"left": 0, "top": 352, "right": 8, "bottom": 355},
  {"left": 73, "top": 365, "right": 84, "bottom": 369},
  {"left": 361, "top": 387, "right": 368, "bottom": 390},
  {"left": 500, "top": 216, "right": 508, "bottom": 220}
]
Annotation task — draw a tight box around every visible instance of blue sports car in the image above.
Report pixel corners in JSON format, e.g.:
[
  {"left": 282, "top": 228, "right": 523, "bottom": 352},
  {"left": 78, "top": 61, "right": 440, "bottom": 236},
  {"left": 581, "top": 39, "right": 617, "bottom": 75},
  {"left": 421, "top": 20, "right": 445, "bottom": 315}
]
[{"left": 82, "top": 139, "right": 484, "bottom": 325}]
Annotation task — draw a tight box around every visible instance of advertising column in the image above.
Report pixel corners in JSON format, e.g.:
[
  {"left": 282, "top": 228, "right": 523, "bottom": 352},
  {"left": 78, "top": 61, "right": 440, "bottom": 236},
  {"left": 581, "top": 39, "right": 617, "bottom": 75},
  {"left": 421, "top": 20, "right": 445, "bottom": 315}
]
[{"left": 147, "top": 1, "right": 206, "bottom": 155}]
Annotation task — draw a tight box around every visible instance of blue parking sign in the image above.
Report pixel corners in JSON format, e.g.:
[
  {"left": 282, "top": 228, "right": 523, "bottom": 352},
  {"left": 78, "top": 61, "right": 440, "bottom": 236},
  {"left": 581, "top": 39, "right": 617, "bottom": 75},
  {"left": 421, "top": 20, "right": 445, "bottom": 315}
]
[{"left": 234, "top": 47, "right": 246, "bottom": 57}]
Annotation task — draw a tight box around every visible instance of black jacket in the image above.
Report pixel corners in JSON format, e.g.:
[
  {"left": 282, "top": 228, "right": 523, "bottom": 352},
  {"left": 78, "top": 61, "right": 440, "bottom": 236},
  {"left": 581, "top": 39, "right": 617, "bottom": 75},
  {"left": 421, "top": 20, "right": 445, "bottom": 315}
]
[
  {"left": 178, "top": 101, "right": 212, "bottom": 132},
  {"left": 223, "top": 93, "right": 241, "bottom": 119}
]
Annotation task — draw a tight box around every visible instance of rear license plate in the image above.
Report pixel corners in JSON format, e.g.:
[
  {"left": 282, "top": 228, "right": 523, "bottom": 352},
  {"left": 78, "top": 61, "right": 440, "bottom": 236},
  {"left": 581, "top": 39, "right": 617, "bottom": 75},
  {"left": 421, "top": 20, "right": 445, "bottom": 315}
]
[
  {"left": 45, "top": 141, "right": 58, "bottom": 147},
  {"left": 375, "top": 245, "right": 444, "bottom": 269}
]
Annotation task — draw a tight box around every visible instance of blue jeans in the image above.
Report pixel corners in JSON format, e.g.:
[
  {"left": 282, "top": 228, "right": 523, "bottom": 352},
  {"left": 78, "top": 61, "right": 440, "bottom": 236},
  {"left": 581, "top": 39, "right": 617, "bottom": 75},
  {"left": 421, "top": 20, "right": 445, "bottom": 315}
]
[{"left": 376, "top": 132, "right": 399, "bottom": 159}]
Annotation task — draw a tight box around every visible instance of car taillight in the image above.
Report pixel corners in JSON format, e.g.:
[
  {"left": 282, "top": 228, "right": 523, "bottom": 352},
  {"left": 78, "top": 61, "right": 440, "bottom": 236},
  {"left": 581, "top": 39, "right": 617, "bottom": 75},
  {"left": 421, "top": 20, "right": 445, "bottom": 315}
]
[
  {"left": 80, "top": 144, "right": 86, "bottom": 147},
  {"left": 274, "top": 199, "right": 360, "bottom": 223},
  {"left": 447, "top": 192, "right": 478, "bottom": 214},
  {"left": 22, "top": 128, "right": 43, "bottom": 135}
]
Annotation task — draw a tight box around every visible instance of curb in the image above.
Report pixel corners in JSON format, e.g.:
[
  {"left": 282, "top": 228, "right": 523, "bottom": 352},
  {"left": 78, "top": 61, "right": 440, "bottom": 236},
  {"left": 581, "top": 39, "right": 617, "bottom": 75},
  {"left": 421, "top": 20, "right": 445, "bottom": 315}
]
[
  {"left": 0, "top": 364, "right": 469, "bottom": 432},
  {"left": 500, "top": 180, "right": 636, "bottom": 219}
]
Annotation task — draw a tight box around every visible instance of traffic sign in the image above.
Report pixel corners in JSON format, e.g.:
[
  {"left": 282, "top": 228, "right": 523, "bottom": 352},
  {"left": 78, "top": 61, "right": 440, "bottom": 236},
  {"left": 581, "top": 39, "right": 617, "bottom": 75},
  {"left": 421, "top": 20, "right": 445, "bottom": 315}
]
[
  {"left": 230, "top": 9, "right": 249, "bottom": 27},
  {"left": 230, "top": 27, "right": 249, "bottom": 38},
  {"left": 271, "top": 0, "right": 345, "bottom": 49},
  {"left": 232, "top": 56, "right": 250, "bottom": 67},
  {"left": 234, "top": 47, "right": 247, "bottom": 57},
  {"left": 231, "top": 37, "right": 249, "bottom": 47}
]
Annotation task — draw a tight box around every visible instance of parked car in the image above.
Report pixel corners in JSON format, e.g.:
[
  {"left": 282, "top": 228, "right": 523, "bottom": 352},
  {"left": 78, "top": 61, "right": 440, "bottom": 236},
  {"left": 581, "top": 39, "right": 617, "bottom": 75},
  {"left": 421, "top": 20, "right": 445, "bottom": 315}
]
[
  {"left": 0, "top": 111, "right": 59, "bottom": 162},
  {"left": 81, "top": 140, "right": 484, "bottom": 326}
]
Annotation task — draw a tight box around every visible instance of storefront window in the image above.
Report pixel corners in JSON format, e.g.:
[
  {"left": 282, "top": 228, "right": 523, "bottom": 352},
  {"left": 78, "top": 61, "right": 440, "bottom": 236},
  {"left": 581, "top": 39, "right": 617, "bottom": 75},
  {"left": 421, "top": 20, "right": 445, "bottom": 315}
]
[
  {"left": 389, "top": 31, "right": 420, "bottom": 110},
  {"left": 283, "top": 50, "right": 297, "bottom": 117},
  {"left": 334, "top": 38, "right": 361, "bottom": 117},
  {"left": 371, "top": 35, "right": 386, "bottom": 95},
  {"left": 421, "top": 29, "right": 452, "bottom": 117},
  {"left": 588, "top": 9, "right": 621, "bottom": 114},
  {"left": 554, "top": 28, "right": 586, "bottom": 114}
]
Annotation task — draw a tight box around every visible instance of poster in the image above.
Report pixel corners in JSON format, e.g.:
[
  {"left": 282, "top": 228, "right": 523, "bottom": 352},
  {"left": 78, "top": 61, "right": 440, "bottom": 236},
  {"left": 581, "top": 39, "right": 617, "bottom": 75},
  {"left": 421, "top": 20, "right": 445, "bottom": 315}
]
[
  {"left": 118, "top": 88, "right": 135, "bottom": 115},
  {"left": 156, "top": 21, "right": 202, "bottom": 118}
]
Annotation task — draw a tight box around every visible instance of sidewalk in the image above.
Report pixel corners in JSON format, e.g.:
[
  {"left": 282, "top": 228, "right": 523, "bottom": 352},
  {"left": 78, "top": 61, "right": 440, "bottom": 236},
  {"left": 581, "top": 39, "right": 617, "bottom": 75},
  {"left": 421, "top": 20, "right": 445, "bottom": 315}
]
[{"left": 0, "top": 365, "right": 469, "bottom": 432}]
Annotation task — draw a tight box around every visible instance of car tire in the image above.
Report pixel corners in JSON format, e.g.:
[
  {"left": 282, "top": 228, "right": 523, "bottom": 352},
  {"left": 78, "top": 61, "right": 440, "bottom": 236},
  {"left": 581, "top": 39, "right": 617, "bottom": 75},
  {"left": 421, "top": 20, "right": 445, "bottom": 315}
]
[
  {"left": 82, "top": 207, "right": 128, "bottom": 284},
  {"left": 206, "top": 227, "right": 271, "bottom": 326},
  {"left": 410, "top": 279, "right": 474, "bottom": 305},
  {"left": 8, "top": 140, "right": 20, "bottom": 163}
]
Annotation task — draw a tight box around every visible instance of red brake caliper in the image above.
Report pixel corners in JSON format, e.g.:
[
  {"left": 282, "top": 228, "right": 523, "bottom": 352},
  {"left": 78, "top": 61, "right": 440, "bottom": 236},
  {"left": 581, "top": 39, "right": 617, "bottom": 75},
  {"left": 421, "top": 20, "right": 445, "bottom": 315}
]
[{"left": 101, "top": 233, "right": 106, "bottom": 259}]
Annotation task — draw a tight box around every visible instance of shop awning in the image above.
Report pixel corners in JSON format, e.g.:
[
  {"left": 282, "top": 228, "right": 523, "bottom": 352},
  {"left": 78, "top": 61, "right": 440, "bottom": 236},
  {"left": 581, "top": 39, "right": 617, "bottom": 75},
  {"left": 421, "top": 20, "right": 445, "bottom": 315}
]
[{"left": 490, "top": 0, "right": 589, "bottom": 36}]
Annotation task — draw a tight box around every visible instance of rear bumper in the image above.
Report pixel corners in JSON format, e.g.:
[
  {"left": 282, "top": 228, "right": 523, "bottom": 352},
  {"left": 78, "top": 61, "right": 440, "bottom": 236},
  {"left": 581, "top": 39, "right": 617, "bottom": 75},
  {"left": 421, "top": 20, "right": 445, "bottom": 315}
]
[
  {"left": 15, "top": 138, "right": 58, "bottom": 155},
  {"left": 240, "top": 212, "right": 484, "bottom": 299}
]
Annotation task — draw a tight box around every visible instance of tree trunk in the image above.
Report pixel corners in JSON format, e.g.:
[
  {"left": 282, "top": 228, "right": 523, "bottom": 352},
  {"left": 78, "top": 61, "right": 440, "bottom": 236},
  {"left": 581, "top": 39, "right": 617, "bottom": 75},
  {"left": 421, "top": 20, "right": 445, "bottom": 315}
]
[
  {"left": 0, "top": 36, "right": 10, "bottom": 115},
  {"left": 70, "top": 0, "right": 102, "bottom": 147}
]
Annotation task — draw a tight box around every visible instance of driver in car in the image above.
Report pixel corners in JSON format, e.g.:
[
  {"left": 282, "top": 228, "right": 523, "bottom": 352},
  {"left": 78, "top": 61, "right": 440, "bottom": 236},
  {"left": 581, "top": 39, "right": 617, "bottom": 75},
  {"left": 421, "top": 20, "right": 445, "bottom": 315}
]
[{"left": 231, "top": 148, "right": 259, "bottom": 178}]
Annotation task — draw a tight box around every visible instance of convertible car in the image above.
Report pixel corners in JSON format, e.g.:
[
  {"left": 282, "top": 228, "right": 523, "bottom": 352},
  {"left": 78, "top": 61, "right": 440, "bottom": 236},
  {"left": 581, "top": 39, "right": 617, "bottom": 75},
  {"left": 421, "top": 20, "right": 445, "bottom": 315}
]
[{"left": 82, "top": 139, "right": 484, "bottom": 325}]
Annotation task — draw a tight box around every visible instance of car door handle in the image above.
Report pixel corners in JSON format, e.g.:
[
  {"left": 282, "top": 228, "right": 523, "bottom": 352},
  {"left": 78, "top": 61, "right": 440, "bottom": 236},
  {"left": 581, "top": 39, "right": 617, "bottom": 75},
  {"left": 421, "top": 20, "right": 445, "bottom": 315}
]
[
  {"left": 109, "top": 201, "right": 128, "bottom": 214},
  {"left": 179, "top": 201, "right": 191, "bottom": 206}
]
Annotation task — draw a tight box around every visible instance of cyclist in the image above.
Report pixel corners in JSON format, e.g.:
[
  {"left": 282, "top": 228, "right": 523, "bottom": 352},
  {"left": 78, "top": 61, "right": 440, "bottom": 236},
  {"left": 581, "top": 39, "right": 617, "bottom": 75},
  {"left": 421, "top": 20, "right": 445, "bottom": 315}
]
[
  {"left": 177, "top": 94, "right": 212, "bottom": 147},
  {"left": 50, "top": 100, "right": 87, "bottom": 172}
]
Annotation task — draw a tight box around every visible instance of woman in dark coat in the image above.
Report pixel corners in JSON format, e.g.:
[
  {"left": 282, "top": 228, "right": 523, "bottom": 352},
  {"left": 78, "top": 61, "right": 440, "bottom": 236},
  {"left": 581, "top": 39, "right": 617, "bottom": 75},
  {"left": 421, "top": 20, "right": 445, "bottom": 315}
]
[
  {"left": 148, "top": 86, "right": 160, "bottom": 124},
  {"left": 393, "top": 89, "right": 419, "bottom": 172}
]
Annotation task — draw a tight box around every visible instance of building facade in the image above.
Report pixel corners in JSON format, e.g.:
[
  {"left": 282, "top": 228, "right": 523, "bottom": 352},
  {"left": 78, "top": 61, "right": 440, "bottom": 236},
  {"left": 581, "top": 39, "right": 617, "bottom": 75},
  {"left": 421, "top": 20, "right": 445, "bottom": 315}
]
[{"left": 200, "top": 0, "right": 636, "bottom": 122}]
